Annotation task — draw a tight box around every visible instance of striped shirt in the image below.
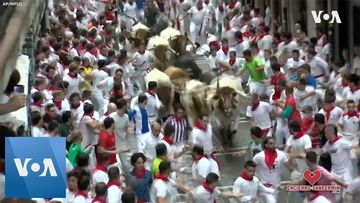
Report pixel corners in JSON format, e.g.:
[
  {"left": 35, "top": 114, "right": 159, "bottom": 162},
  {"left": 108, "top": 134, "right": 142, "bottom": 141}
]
[{"left": 163, "top": 115, "right": 191, "bottom": 146}]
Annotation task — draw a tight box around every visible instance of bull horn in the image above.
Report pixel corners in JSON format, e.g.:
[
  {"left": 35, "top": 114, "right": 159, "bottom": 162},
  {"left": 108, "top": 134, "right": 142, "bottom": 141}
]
[{"left": 167, "top": 47, "right": 176, "bottom": 54}]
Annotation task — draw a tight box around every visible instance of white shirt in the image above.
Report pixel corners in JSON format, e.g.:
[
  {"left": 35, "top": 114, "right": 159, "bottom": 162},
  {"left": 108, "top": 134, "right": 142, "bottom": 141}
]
[
  {"left": 294, "top": 85, "right": 317, "bottom": 111},
  {"left": 150, "top": 178, "right": 178, "bottom": 203},
  {"left": 66, "top": 188, "right": 76, "bottom": 203},
  {"left": 233, "top": 176, "right": 274, "bottom": 203},
  {"left": 139, "top": 133, "right": 162, "bottom": 161},
  {"left": 92, "top": 169, "right": 109, "bottom": 185},
  {"left": 258, "top": 34, "right": 273, "bottom": 50},
  {"left": 309, "top": 56, "right": 329, "bottom": 78},
  {"left": 92, "top": 69, "right": 108, "bottom": 92},
  {"left": 338, "top": 112, "right": 360, "bottom": 138},
  {"left": 124, "top": 2, "right": 137, "bottom": 19},
  {"left": 144, "top": 92, "right": 162, "bottom": 122},
  {"left": 216, "top": 48, "right": 230, "bottom": 63},
  {"left": 107, "top": 184, "right": 123, "bottom": 203},
  {"left": 303, "top": 195, "right": 331, "bottom": 203},
  {"left": 277, "top": 41, "right": 299, "bottom": 54},
  {"left": 110, "top": 112, "right": 130, "bottom": 148},
  {"left": 286, "top": 58, "right": 305, "bottom": 78},
  {"left": 323, "top": 138, "right": 352, "bottom": 176},
  {"left": 107, "top": 62, "right": 121, "bottom": 76},
  {"left": 286, "top": 134, "right": 312, "bottom": 172},
  {"left": 31, "top": 126, "right": 45, "bottom": 137},
  {"left": 191, "top": 124, "right": 214, "bottom": 154},
  {"left": 192, "top": 156, "right": 211, "bottom": 179},
  {"left": 318, "top": 106, "right": 343, "bottom": 125},
  {"left": 159, "top": 138, "right": 178, "bottom": 161},
  {"left": 246, "top": 101, "right": 273, "bottom": 130},
  {"left": 63, "top": 74, "right": 84, "bottom": 98},
  {"left": 189, "top": 6, "right": 207, "bottom": 25},
  {"left": 79, "top": 115, "right": 98, "bottom": 147},
  {"left": 193, "top": 185, "right": 221, "bottom": 203},
  {"left": 83, "top": 51, "right": 97, "bottom": 65},
  {"left": 69, "top": 47, "right": 79, "bottom": 58},
  {"left": 73, "top": 193, "right": 92, "bottom": 203},
  {"left": 342, "top": 87, "right": 360, "bottom": 107},
  {"left": 253, "top": 149, "right": 289, "bottom": 187},
  {"left": 132, "top": 51, "right": 153, "bottom": 71}
]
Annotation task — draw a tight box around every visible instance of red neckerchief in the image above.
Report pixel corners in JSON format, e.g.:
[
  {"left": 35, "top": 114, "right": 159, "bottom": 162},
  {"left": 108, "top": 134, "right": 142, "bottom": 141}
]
[
  {"left": 155, "top": 174, "right": 169, "bottom": 182},
  {"left": 264, "top": 149, "right": 277, "bottom": 170},
  {"left": 112, "top": 89, "right": 124, "bottom": 98},
  {"left": 251, "top": 101, "right": 260, "bottom": 111},
  {"left": 83, "top": 112, "right": 94, "bottom": 119},
  {"left": 94, "top": 164, "right": 107, "bottom": 173},
  {"left": 107, "top": 180, "right": 122, "bottom": 188},
  {"left": 242, "top": 32, "right": 251, "bottom": 39},
  {"left": 68, "top": 72, "right": 78, "bottom": 78},
  {"left": 103, "top": 111, "right": 110, "bottom": 117},
  {"left": 308, "top": 192, "right": 321, "bottom": 201},
  {"left": 202, "top": 182, "right": 214, "bottom": 194},
  {"left": 193, "top": 155, "right": 204, "bottom": 162},
  {"left": 137, "top": 200, "right": 146, "bottom": 203},
  {"left": 329, "top": 135, "right": 341, "bottom": 145},
  {"left": 345, "top": 111, "right": 359, "bottom": 118},
  {"left": 133, "top": 168, "right": 146, "bottom": 179},
  {"left": 179, "top": 0, "right": 184, "bottom": 3},
  {"left": 209, "top": 41, "right": 220, "bottom": 50},
  {"left": 31, "top": 101, "right": 43, "bottom": 108},
  {"left": 342, "top": 81, "right": 349, "bottom": 87},
  {"left": 293, "top": 130, "right": 305, "bottom": 140},
  {"left": 194, "top": 120, "right": 207, "bottom": 131},
  {"left": 229, "top": 59, "right": 236, "bottom": 66},
  {"left": 71, "top": 103, "right": 81, "bottom": 109},
  {"left": 173, "top": 114, "right": 182, "bottom": 122},
  {"left": 221, "top": 47, "right": 229, "bottom": 55},
  {"left": 228, "top": 0, "right": 237, "bottom": 9},
  {"left": 90, "top": 49, "right": 99, "bottom": 58},
  {"left": 88, "top": 37, "right": 96, "bottom": 43},
  {"left": 334, "top": 71, "right": 340, "bottom": 78},
  {"left": 240, "top": 170, "right": 253, "bottom": 181},
  {"left": 324, "top": 105, "right": 336, "bottom": 121},
  {"left": 53, "top": 99, "right": 62, "bottom": 110},
  {"left": 323, "top": 42, "right": 328, "bottom": 47},
  {"left": 147, "top": 90, "right": 155, "bottom": 96},
  {"left": 138, "top": 50, "right": 145, "bottom": 55},
  {"left": 92, "top": 196, "right": 106, "bottom": 203},
  {"left": 197, "top": 5, "right": 203, "bottom": 11},
  {"left": 237, "top": 38, "right": 243, "bottom": 44},
  {"left": 76, "top": 191, "right": 88, "bottom": 198},
  {"left": 162, "top": 136, "right": 174, "bottom": 145},
  {"left": 350, "top": 86, "right": 359, "bottom": 93}
]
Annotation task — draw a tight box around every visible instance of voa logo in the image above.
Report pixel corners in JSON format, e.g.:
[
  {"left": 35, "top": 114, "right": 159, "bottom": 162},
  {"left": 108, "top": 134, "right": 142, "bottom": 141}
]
[
  {"left": 14, "top": 158, "right": 57, "bottom": 177},
  {"left": 5, "top": 137, "right": 66, "bottom": 198},
  {"left": 311, "top": 10, "right": 342, "bottom": 23}
]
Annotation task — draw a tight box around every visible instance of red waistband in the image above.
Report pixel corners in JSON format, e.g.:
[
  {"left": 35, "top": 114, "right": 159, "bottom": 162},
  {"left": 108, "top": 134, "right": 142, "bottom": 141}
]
[{"left": 314, "top": 74, "right": 325, "bottom": 78}]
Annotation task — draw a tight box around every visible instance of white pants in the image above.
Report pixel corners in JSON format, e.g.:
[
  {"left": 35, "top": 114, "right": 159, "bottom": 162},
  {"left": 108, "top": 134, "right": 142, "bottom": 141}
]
[
  {"left": 176, "top": 15, "right": 185, "bottom": 34},
  {"left": 136, "top": 9, "right": 144, "bottom": 21},
  {"left": 126, "top": 16, "right": 137, "bottom": 30},
  {"left": 249, "top": 80, "right": 267, "bottom": 97},
  {"left": 136, "top": 132, "right": 151, "bottom": 152},
  {"left": 275, "top": 117, "right": 290, "bottom": 148},
  {"left": 189, "top": 21, "right": 204, "bottom": 43}
]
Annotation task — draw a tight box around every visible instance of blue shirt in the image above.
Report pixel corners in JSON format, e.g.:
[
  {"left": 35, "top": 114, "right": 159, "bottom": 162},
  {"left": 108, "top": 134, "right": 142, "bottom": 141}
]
[
  {"left": 128, "top": 107, "right": 150, "bottom": 134},
  {"left": 126, "top": 170, "right": 153, "bottom": 201},
  {"left": 136, "top": 0, "right": 144, "bottom": 10},
  {"left": 306, "top": 75, "right": 317, "bottom": 89}
]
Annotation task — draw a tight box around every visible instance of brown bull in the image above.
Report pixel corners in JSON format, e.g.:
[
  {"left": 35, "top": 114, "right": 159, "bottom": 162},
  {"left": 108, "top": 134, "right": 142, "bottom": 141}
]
[
  {"left": 131, "top": 28, "right": 149, "bottom": 48},
  {"left": 152, "top": 45, "right": 173, "bottom": 71},
  {"left": 169, "top": 35, "right": 190, "bottom": 55}
]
